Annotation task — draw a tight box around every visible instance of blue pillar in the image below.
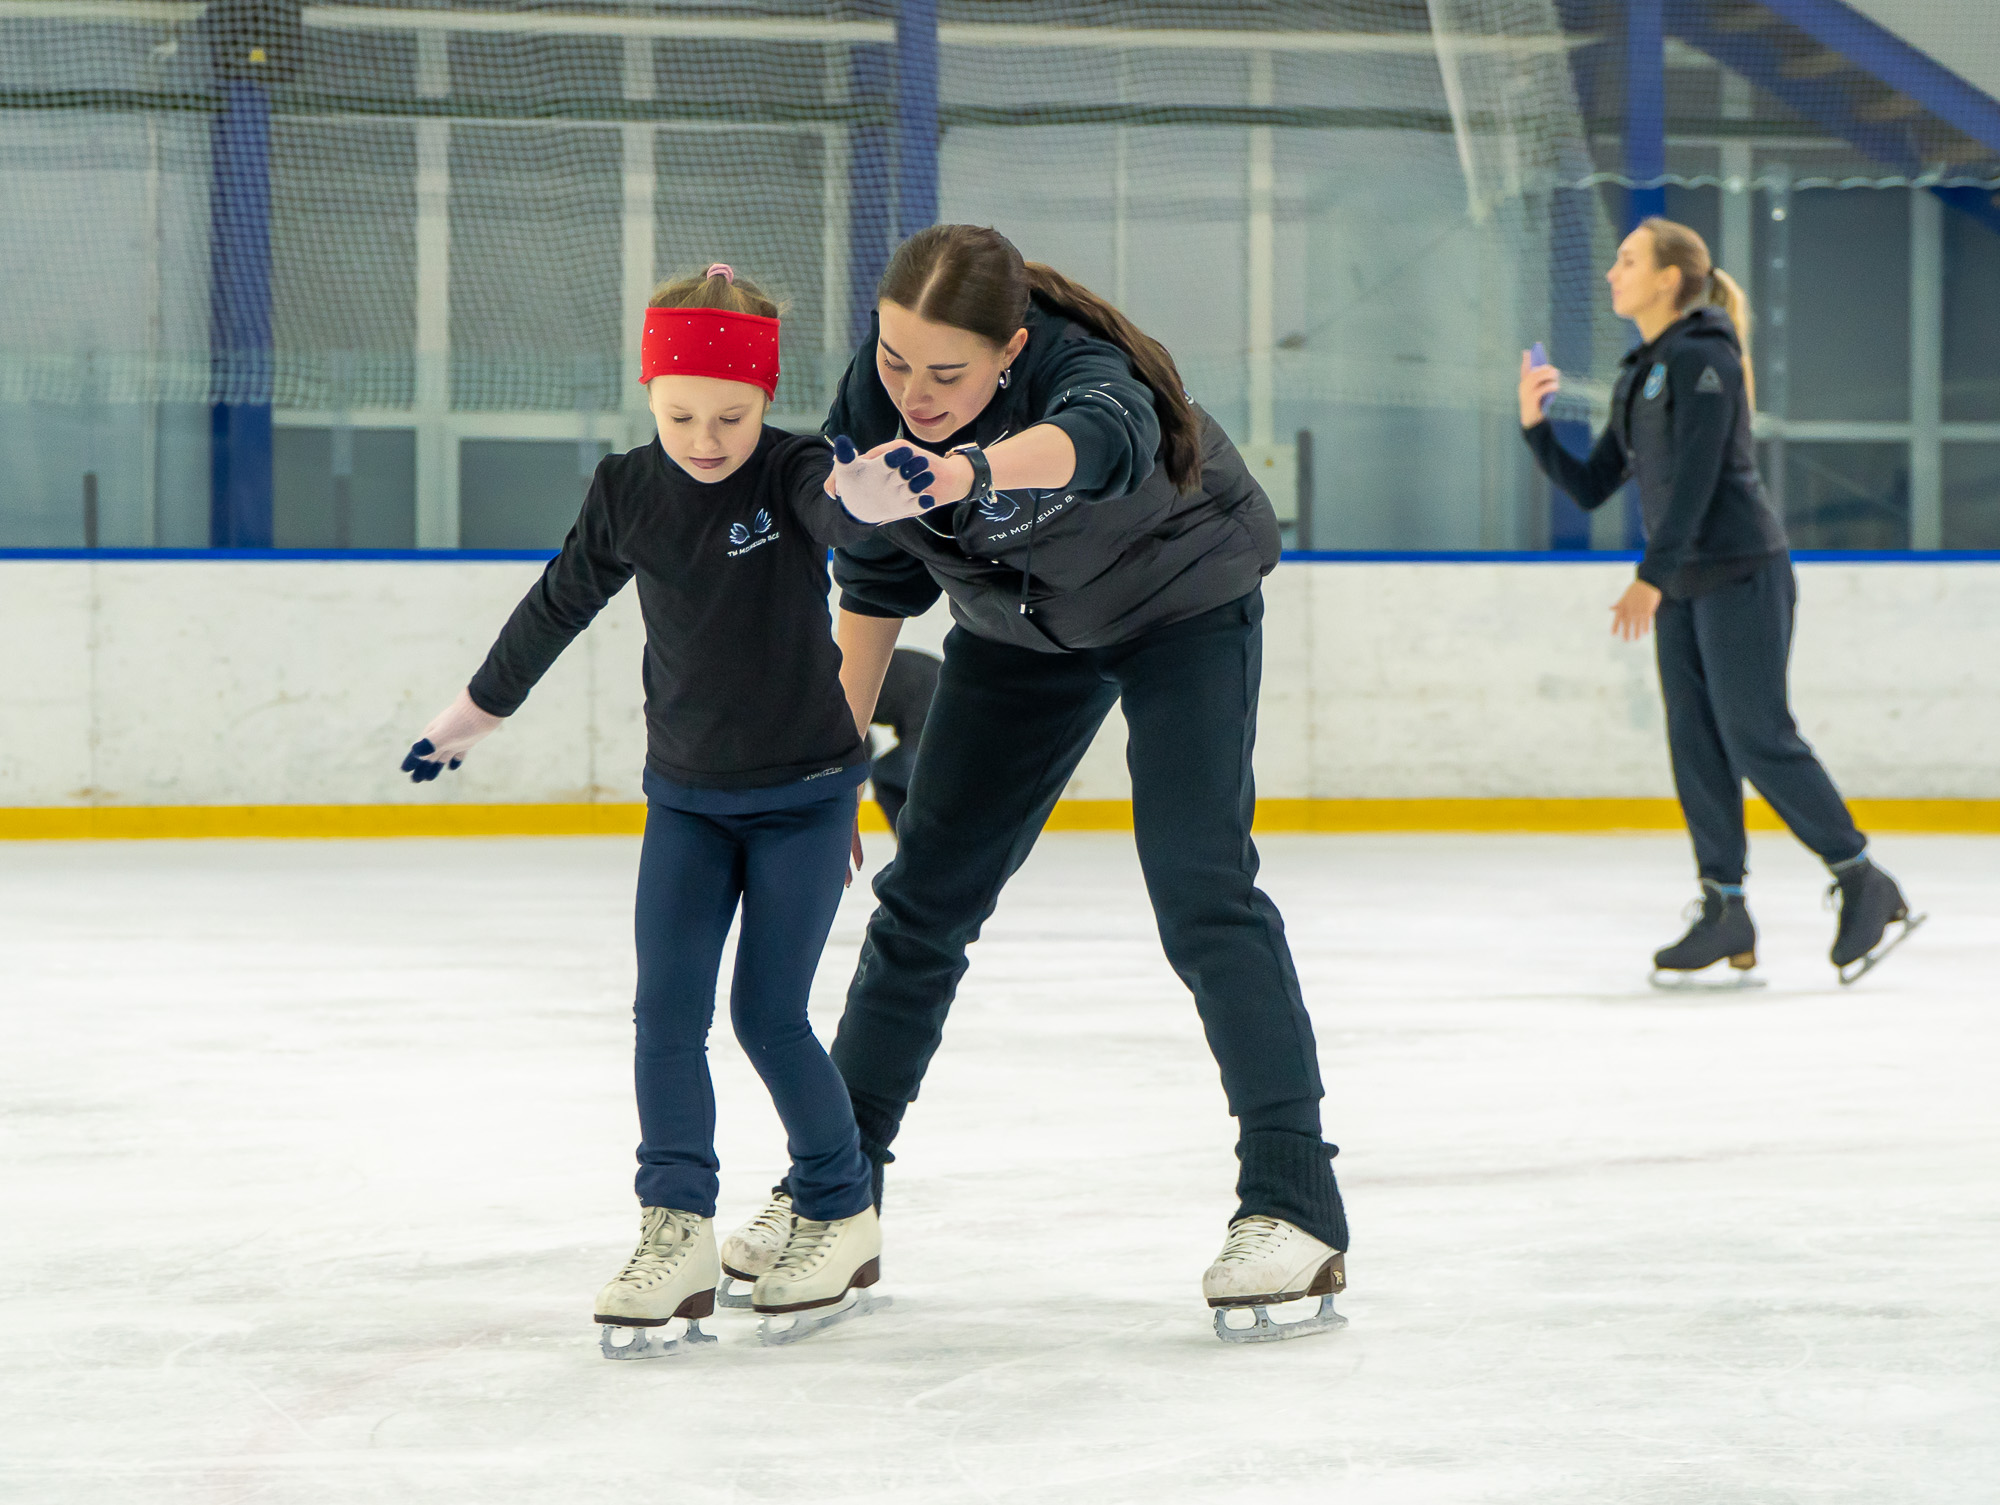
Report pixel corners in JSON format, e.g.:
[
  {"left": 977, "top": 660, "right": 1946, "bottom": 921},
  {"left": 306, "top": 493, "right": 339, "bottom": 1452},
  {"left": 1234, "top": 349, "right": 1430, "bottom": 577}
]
[
  {"left": 848, "top": 44, "right": 895, "bottom": 348},
  {"left": 894, "top": 0, "right": 939, "bottom": 239},
  {"left": 1547, "top": 186, "right": 1597, "bottom": 550},
  {"left": 210, "top": 77, "right": 274, "bottom": 547},
  {"left": 1624, "top": 0, "right": 1666, "bottom": 229}
]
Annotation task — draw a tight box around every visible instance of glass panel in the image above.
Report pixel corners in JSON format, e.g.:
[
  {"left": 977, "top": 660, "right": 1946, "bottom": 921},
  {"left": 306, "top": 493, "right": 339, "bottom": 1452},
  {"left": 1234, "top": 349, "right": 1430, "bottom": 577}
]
[
  {"left": 272, "top": 428, "right": 417, "bottom": 549},
  {"left": 1759, "top": 188, "right": 1909, "bottom": 422},
  {"left": 1942, "top": 443, "right": 2000, "bottom": 550},
  {"left": 1943, "top": 211, "right": 2000, "bottom": 423},
  {"left": 273, "top": 122, "right": 417, "bottom": 411},
  {"left": 450, "top": 127, "right": 622, "bottom": 413},
  {"left": 1783, "top": 441, "right": 1909, "bottom": 549},
  {"left": 459, "top": 438, "right": 611, "bottom": 550}
]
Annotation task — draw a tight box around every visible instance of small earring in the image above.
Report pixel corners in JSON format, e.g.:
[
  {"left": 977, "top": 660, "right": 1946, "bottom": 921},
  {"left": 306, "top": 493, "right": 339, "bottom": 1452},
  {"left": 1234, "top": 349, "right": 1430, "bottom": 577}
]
[{"left": 998, "top": 367, "right": 1012, "bottom": 389}]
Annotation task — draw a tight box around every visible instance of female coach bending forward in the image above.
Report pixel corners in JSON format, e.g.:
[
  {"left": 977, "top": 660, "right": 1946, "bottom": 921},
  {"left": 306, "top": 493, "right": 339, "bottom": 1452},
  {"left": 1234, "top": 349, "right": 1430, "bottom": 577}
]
[{"left": 720, "top": 224, "right": 1347, "bottom": 1342}]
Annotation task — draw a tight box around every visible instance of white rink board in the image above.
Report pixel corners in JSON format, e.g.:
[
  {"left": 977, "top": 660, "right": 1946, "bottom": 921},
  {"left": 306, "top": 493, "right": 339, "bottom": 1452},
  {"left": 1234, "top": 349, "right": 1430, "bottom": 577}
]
[
  {"left": 3, "top": 832, "right": 1996, "bottom": 1504},
  {"left": 3, "top": 558, "right": 1999, "bottom": 808}
]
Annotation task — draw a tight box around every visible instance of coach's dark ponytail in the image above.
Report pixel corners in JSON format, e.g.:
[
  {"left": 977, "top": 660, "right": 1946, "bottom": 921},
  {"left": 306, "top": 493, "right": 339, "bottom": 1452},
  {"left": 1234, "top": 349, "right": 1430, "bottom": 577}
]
[{"left": 878, "top": 225, "right": 1202, "bottom": 493}]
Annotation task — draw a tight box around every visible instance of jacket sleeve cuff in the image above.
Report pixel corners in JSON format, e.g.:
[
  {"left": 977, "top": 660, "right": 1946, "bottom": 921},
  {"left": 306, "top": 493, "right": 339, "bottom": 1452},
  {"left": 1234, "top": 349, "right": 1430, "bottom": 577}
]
[
  {"left": 1633, "top": 558, "right": 1670, "bottom": 590},
  {"left": 465, "top": 675, "right": 521, "bottom": 719},
  {"left": 1039, "top": 408, "right": 1120, "bottom": 494}
]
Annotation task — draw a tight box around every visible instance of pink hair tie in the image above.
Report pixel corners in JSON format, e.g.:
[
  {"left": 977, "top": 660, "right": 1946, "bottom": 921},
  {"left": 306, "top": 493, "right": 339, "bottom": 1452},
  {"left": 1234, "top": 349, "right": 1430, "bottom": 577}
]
[{"left": 705, "top": 263, "right": 735, "bottom": 284}]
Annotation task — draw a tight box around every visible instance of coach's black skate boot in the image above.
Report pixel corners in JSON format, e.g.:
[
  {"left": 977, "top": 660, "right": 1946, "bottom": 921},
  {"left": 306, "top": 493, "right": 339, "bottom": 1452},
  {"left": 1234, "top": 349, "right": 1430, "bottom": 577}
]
[
  {"left": 1827, "top": 855, "right": 1924, "bottom": 985},
  {"left": 1650, "top": 880, "right": 1761, "bottom": 990}
]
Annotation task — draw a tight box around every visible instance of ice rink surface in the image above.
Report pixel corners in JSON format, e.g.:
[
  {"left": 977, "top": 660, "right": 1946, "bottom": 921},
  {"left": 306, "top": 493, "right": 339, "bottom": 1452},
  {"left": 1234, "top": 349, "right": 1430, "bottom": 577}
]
[{"left": 4, "top": 830, "right": 1996, "bottom": 1504}]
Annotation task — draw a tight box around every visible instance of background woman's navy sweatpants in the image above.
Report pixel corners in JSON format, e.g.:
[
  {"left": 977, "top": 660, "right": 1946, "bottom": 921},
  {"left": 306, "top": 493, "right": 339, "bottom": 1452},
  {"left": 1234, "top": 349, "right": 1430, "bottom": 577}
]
[
  {"left": 631, "top": 786, "right": 872, "bottom": 1223},
  {"left": 1655, "top": 556, "right": 1867, "bottom": 885}
]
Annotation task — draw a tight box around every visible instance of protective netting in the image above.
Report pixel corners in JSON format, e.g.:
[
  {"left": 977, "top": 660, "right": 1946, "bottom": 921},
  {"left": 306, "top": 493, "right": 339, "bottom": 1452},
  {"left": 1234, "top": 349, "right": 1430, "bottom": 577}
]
[
  {"left": 0, "top": 0, "right": 1612, "bottom": 422},
  {"left": 3, "top": 0, "right": 1999, "bottom": 531}
]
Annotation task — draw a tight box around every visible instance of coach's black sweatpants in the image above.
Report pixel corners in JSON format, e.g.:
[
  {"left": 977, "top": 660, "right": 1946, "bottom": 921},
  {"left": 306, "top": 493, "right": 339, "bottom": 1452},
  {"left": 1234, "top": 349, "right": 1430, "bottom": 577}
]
[
  {"left": 1655, "top": 556, "right": 1867, "bottom": 886},
  {"left": 830, "top": 590, "right": 1347, "bottom": 1250}
]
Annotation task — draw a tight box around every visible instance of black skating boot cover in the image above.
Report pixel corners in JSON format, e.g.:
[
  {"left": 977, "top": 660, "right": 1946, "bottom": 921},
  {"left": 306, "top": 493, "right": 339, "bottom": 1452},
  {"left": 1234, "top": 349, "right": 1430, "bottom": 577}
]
[
  {"left": 1654, "top": 882, "right": 1757, "bottom": 972},
  {"left": 1830, "top": 861, "right": 1910, "bottom": 968},
  {"left": 1235, "top": 1131, "right": 1348, "bottom": 1252}
]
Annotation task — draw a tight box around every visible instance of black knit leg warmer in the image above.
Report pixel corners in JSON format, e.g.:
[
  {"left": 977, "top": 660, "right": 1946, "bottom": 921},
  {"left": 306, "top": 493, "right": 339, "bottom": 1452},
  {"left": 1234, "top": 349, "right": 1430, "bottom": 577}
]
[{"left": 1234, "top": 1130, "right": 1348, "bottom": 1251}]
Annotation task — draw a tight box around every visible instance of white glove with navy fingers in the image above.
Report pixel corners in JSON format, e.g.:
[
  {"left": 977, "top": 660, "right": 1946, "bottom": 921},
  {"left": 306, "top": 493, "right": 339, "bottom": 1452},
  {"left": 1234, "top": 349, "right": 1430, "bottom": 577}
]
[
  {"left": 402, "top": 687, "right": 505, "bottom": 782},
  {"left": 827, "top": 435, "right": 940, "bottom": 525}
]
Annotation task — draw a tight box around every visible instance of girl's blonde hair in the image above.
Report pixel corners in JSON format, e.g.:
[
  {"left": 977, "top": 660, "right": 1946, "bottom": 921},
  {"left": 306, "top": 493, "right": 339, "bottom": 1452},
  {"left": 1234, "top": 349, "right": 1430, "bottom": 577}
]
[
  {"left": 1641, "top": 216, "right": 1756, "bottom": 408},
  {"left": 648, "top": 264, "right": 781, "bottom": 319}
]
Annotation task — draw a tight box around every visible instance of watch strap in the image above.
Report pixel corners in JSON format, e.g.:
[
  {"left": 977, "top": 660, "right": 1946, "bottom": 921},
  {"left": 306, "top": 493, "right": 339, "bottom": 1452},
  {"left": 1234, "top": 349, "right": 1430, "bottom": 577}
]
[{"left": 952, "top": 444, "right": 994, "bottom": 506}]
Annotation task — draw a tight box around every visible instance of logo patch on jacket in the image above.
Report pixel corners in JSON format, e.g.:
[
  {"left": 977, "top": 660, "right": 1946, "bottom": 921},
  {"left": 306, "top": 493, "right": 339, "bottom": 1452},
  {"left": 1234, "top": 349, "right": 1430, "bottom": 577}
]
[
  {"left": 1695, "top": 365, "right": 1725, "bottom": 395},
  {"left": 727, "top": 509, "right": 773, "bottom": 547},
  {"left": 1643, "top": 362, "right": 1667, "bottom": 400},
  {"left": 977, "top": 493, "right": 1020, "bottom": 523}
]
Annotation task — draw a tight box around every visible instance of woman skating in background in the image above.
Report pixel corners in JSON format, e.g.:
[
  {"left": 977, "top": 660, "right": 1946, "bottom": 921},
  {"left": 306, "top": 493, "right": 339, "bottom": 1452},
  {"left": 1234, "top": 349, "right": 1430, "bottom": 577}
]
[
  {"left": 399, "top": 265, "right": 938, "bottom": 1355},
  {"left": 1519, "top": 217, "right": 1922, "bottom": 988}
]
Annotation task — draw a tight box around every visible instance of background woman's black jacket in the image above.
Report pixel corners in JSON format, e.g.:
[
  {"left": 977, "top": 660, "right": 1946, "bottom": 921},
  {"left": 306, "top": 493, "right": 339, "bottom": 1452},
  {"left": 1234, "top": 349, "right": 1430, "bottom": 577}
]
[
  {"left": 828, "top": 295, "right": 1281, "bottom": 652},
  {"left": 1523, "top": 305, "right": 1787, "bottom": 598}
]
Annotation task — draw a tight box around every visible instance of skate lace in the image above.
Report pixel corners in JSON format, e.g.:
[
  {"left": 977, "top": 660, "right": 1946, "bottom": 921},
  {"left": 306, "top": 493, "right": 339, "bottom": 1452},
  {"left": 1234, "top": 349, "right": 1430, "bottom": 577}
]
[
  {"left": 611, "top": 1207, "right": 699, "bottom": 1289},
  {"left": 1213, "top": 1216, "right": 1288, "bottom": 1265},
  {"left": 743, "top": 1195, "right": 794, "bottom": 1244},
  {"left": 768, "top": 1218, "right": 840, "bottom": 1278}
]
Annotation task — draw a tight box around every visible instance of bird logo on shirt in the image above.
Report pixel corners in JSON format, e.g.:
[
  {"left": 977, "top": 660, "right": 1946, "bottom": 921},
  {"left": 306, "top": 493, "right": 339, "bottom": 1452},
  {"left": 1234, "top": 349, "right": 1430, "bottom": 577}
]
[
  {"left": 728, "top": 509, "right": 774, "bottom": 546},
  {"left": 977, "top": 493, "right": 1020, "bottom": 523}
]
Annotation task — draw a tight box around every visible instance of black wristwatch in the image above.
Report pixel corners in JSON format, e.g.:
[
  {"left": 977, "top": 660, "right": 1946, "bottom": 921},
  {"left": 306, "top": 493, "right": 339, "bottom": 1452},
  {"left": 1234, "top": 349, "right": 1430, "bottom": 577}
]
[{"left": 951, "top": 443, "right": 995, "bottom": 508}]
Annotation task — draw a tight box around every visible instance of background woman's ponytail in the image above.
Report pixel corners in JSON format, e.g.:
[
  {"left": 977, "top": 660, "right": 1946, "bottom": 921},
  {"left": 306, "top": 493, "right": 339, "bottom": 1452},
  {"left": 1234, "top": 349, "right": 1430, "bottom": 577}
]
[
  {"left": 1641, "top": 215, "right": 1757, "bottom": 410},
  {"left": 879, "top": 224, "right": 1204, "bottom": 493},
  {"left": 1704, "top": 267, "right": 1756, "bottom": 410}
]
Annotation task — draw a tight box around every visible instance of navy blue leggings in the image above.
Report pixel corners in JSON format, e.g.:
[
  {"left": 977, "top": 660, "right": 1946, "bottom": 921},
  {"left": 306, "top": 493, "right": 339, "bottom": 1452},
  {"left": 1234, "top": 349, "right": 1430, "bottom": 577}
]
[{"left": 631, "top": 787, "right": 872, "bottom": 1222}]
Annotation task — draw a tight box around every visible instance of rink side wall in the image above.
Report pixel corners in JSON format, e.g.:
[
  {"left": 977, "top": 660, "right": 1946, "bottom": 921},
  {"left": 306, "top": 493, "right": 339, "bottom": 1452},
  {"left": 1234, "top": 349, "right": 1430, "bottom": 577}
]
[{"left": 4, "top": 554, "right": 1999, "bottom": 837}]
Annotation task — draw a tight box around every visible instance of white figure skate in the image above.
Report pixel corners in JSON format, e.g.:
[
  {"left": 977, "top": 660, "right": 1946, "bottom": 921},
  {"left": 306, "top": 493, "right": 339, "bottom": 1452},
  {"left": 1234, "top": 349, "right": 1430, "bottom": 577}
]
[
  {"left": 717, "top": 1189, "right": 794, "bottom": 1309},
  {"left": 752, "top": 1204, "right": 890, "bottom": 1346},
  {"left": 594, "top": 1206, "right": 721, "bottom": 1360},
  {"left": 1204, "top": 1215, "right": 1348, "bottom": 1344}
]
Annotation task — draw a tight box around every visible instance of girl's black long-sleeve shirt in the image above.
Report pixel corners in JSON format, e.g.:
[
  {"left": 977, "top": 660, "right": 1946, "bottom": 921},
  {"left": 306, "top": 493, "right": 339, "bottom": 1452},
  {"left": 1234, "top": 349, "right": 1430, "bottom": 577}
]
[
  {"left": 467, "top": 427, "right": 873, "bottom": 797},
  {"left": 1523, "top": 306, "right": 1787, "bottom": 598}
]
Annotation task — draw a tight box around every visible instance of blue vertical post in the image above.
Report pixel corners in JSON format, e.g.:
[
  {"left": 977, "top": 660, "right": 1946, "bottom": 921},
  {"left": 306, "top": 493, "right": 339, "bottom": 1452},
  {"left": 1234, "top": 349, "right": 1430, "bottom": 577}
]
[
  {"left": 1621, "top": 0, "right": 1665, "bottom": 546},
  {"left": 1547, "top": 187, "right": 1596, "bottom": 550},
  {"left": 894, "top": 0, "right": 939, "bottom": 238},
  {"left": 848, "top": 42, "right": 895, "bottom": 348},
  {"left": 1624, "top": 0, "right": 1666, "bottom": 230},
  {"left": 210, "top": 77, "right": 275, "bottom": 547}
]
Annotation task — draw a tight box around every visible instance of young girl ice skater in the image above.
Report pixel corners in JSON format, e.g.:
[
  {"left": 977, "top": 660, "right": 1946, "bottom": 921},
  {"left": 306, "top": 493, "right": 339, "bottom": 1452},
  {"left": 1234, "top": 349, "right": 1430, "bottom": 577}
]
[
  {"left": 400, "top": 265, "right": 939, "bottom": 1355},
  {"left": 1519, "top": 218, "right": 1921, "bottom": 988}
]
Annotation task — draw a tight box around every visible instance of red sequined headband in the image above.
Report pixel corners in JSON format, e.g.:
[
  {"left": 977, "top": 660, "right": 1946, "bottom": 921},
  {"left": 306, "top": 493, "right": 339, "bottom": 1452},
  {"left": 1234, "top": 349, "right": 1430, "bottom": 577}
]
[{"left": 638, "top": 306, "right": 780, "bottom": 399}]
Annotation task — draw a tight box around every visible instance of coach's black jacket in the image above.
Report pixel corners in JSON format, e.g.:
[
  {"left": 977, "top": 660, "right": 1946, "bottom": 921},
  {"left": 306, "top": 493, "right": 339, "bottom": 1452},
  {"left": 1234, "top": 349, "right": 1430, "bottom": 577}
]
[
  {"left": 1523, "top": 305, "right": 1787, "bottom": 598},
  {"left": 828, "top": 296, "right": 1282, "bottom": 652}
]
